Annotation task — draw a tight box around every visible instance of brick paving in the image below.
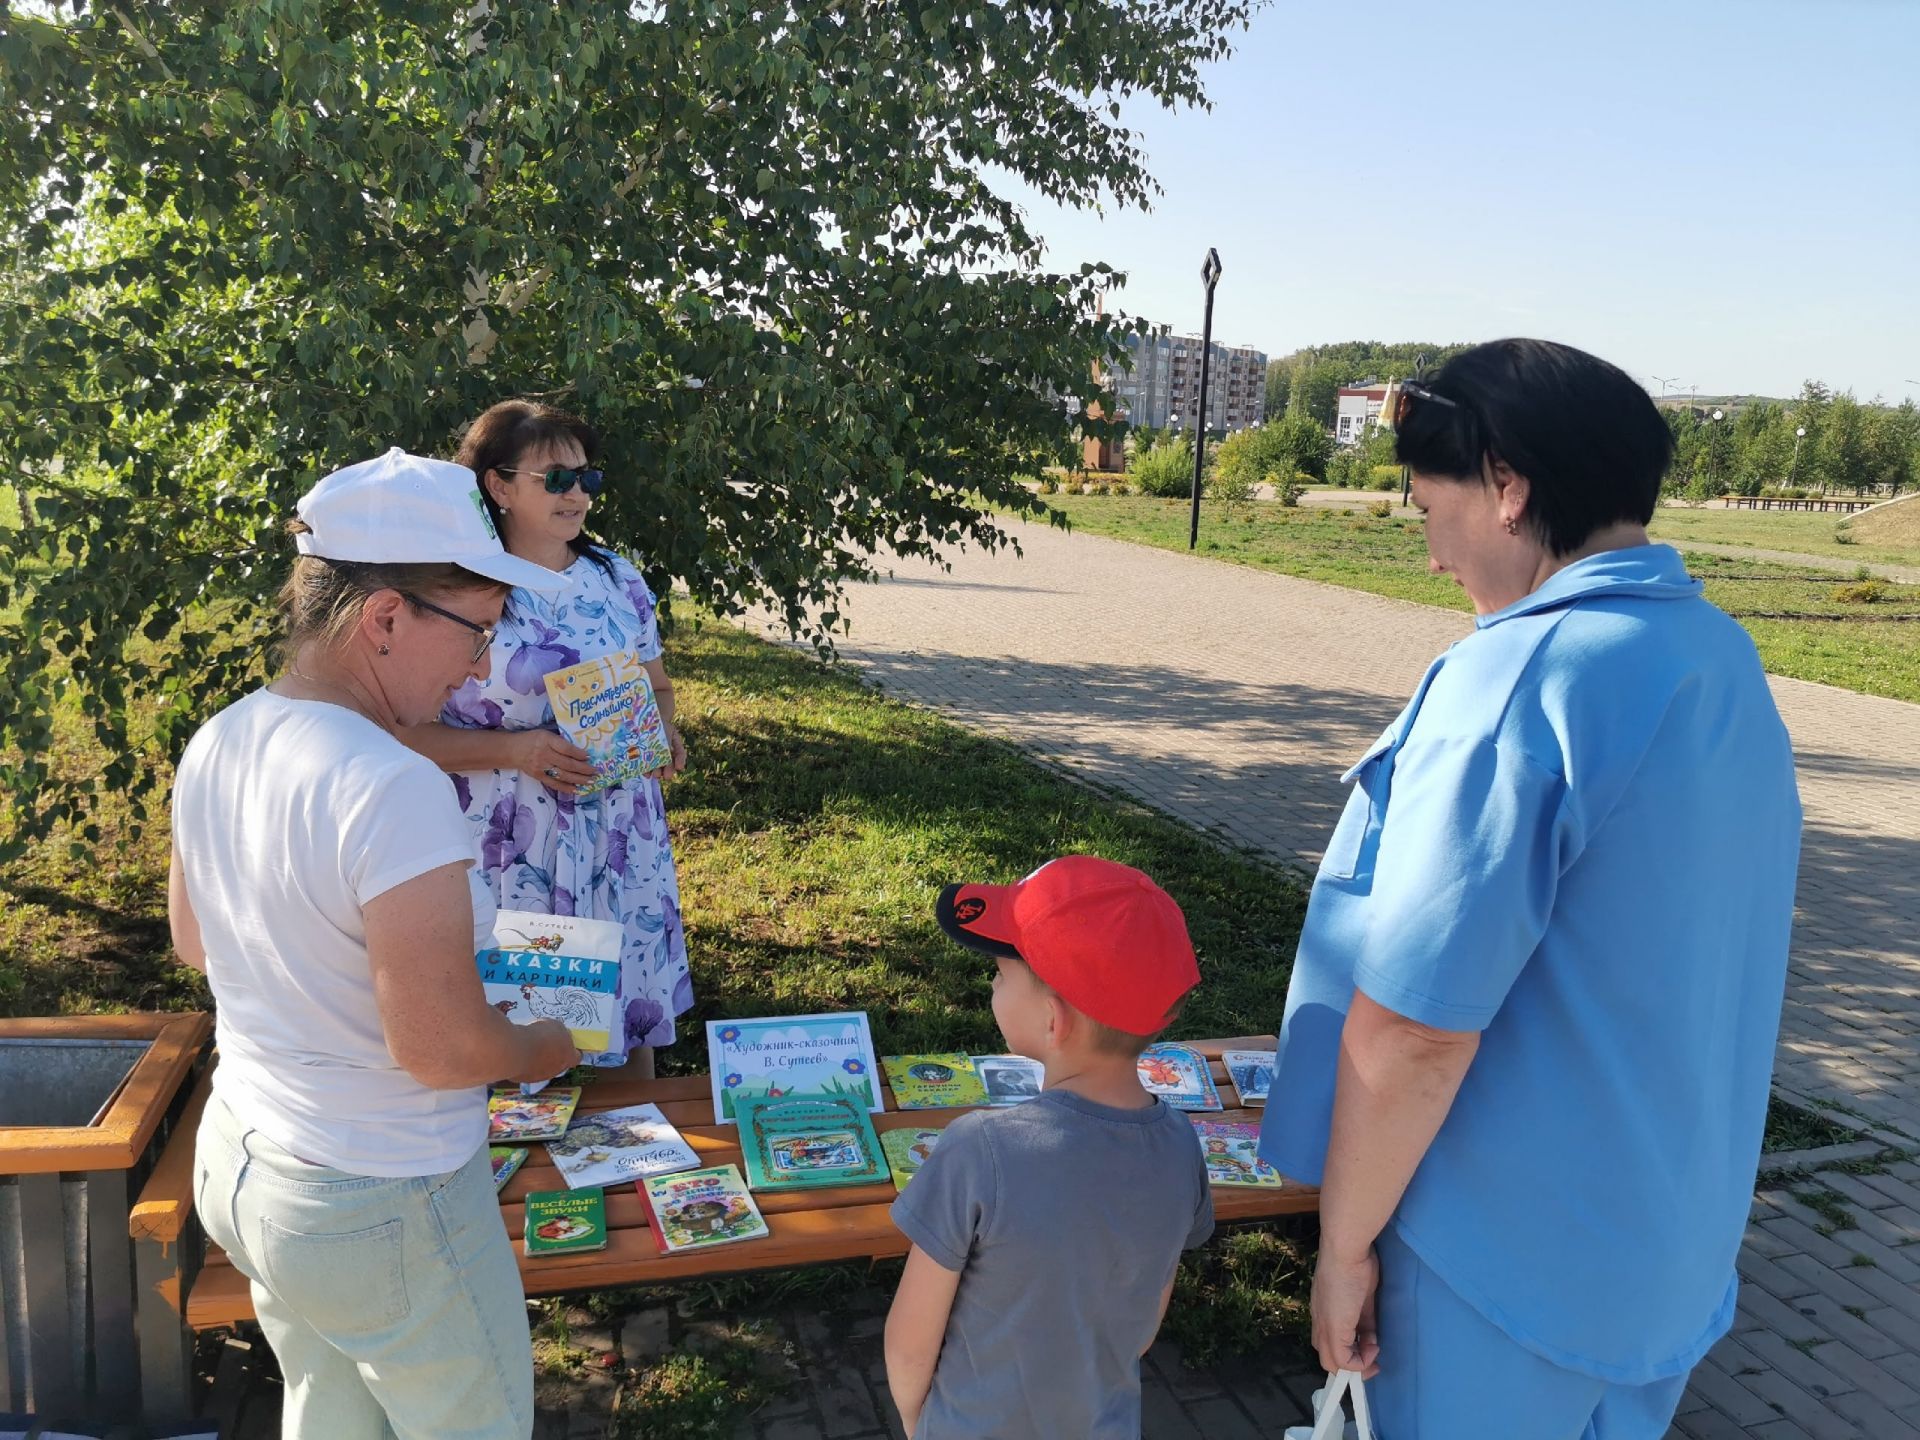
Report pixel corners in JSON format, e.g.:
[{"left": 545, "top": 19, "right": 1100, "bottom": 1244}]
[{"left": 730, "top": 517, "right": 1920, "bottom": 1439}]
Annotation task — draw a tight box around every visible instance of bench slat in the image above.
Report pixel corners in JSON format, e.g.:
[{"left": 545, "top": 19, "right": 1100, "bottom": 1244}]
[
  {"left": 163, "top": 1035, "right": 1305, "bottom": 1331},
  {"left": 129, "top": 1067, "right": 216, "bottom": 1246}
]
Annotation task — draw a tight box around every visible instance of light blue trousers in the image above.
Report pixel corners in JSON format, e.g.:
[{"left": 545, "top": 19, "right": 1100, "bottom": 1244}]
[
  {"left": 194, "top": 1095, "right": 534, "bottom": 1440},
  {"left": 1368, "top": 1226, "right": 1691, "bottom": 1440}
]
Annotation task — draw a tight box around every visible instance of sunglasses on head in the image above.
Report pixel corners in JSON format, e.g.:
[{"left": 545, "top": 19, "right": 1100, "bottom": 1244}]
[
  {"left": 498, "top": 465, "right": 607, "bottom": 497},
  {"left": 1393, "top": 380, "right": 1462, "bottom": 430}
]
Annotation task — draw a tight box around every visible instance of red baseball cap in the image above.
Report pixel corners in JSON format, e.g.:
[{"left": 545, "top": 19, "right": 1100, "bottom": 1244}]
[{"left": 935, "top": 856, "right": 1200, "bottom": 1036}]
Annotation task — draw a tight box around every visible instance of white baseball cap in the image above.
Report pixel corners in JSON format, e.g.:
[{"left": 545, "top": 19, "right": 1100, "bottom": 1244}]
[{"left": 294, "top": 447, "right": 569, "bottom": 592}]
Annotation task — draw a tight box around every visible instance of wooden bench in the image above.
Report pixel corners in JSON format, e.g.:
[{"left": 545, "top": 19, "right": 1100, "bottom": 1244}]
[
  {"left": 1725, "top": 494, "right": 1878, "bottom": 513},
  {"left": 132, "top": 1036, "right": 1314, "bottom": 1352}
]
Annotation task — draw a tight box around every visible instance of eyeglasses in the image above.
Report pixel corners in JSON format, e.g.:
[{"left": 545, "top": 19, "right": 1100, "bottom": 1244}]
[
  {"left": 400, "top": 591, "right": 496, "bottom": 663},
  {"left": 497, "top": 465, "right": 606, "bottom": 497},
  {"left": 1393, "top": 380, "right": 1462, "bottom": 429}
]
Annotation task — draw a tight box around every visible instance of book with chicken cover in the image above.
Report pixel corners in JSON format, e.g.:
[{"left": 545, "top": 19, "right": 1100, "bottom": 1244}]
[
  {"left": 479, "top": 909, "right": 622, "bottom": 1054},
  {"left": 543, "top": 651, "right": 672, "bottom": 795}
]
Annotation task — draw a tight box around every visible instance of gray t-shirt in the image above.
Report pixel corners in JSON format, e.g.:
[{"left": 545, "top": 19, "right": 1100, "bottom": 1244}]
[{"left": 891, "top": 1089, "right": 1215, "bottom": 1439}]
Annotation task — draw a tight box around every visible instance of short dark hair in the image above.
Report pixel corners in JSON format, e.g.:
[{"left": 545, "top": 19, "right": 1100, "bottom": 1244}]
[
  {"left": 456, "top": 399, "right": 615, "bottom": 575},
  {"left": 1394, "top": 339, "right": 1674, "bottom": 556}
]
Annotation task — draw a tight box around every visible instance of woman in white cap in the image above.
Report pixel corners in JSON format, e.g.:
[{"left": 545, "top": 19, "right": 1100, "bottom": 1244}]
[{"left": 169, "top": 448, "right": 579, "bottom": 1440}]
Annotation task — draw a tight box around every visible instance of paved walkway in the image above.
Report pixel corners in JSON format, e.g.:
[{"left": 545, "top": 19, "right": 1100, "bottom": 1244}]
[{"left": 738, "top": 519, "right": 1920, "bottom": 1439}]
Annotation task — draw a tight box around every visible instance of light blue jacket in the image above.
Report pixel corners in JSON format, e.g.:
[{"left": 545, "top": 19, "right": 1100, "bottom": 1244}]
[{"left": 1260, "top": 544, "right": 1801, "bottom": 1383}]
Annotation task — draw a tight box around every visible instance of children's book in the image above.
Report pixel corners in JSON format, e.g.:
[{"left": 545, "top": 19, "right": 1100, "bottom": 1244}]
[
  {"left": 490, "top": 1146, "right": 530, "bottom": 1191},
  {"left": 638, "top": 1164, "right": 771, "bottom": 1254},
  {"left": 973, "top": 1054, "right": 1045, "bottom": 1106},
  {"left": 523, "top": 1188, "right": 608, "bottom": 1256},
  {"left": 1221, "top": 1049, "right": 1275, "bottom": 1107},
  {"left": 880, "top": 1125, "right": 946, "bottom": 1190},
  {"left": 734, "top": 1093, "right": 889, "bottom": 1192},
  {"left": 1191, "top": 1119, "right": 1285, "bottom": 1188},
  {"left": 479, "top": 909, "right": 623, "bottom": 1054},
  {"left": 1137, "top": 1043, "right": 1224, "bottom": 1112},
  {"left": 543, "top": 651, "right": 672, "bottom": 795},
  {"left": 489, "top": 1084, "right": 582, "bottom": 1142},
  {"left": 545, "top": 1104, "right": 701, "bottom": 1190},
  {"left": 706, "top": 1012, "right": 883, "bottom": 1123},
  {"left": 881, "top": 1053, "right": 989, "bottom": 1110}
]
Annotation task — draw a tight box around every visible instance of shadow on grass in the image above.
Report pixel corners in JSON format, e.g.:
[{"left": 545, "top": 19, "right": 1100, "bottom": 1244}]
[{"left": 664, "top": 626, "right": 1310, "bottom": 1064}]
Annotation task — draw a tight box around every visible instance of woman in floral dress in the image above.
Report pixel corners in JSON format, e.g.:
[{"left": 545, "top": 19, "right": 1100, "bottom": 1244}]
[{"left": 402, "top": 400, "right": 691, "bottom": 1074}]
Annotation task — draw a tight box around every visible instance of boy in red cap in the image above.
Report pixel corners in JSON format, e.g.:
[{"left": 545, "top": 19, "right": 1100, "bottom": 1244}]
[{"left": 883, "top": 856, "right": 1215, "bottom": 1439}]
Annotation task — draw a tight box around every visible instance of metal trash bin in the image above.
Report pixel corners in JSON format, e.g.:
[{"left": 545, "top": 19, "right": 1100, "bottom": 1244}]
[{"left": 0, "top": 1014, "right": 210, "bottom": 1427}]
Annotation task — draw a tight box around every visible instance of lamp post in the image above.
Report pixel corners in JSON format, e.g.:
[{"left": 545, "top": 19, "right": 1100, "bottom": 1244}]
[
  {"left": 1791, "top": 425, "right": 1806, "bottom": 487},
  {"left": 1652, "top": 374, "right": 1680, "bottom": 406},
  {"left": 1707, "top": 409, "right": 1724, "bottom": 493},
  {"left": 1188, "top": 248, "right": 1222, "bottom": 551}
]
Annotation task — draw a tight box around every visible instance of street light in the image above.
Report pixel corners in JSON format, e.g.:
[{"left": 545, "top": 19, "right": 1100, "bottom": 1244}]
[
  {"left": 1652, "top": 374, "right": 1681, "bottom": 405},
  {"left": 1791, "top": 425, "right": 1807, "bottom": 486},
  {"left": 1188, "top": 248, "right": 1222, "bottom": 551},
  {"left": 1705, "top": 409, "right": 1724, "bottom": 493}
]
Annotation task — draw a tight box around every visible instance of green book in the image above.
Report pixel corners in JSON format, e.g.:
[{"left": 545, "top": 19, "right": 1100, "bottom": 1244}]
[
  {"left": 734, "top": 1093, "right": 889, "bottom": 1192},
  {"left": 523, "top": 1187, "right": 608, "bottom": 1257},
  {"left": 881, "top": 1125, "right": 947, "bottom": 1191},
  {"left": 881, "top": 1053, "right": 990, "bottom": 1110}
]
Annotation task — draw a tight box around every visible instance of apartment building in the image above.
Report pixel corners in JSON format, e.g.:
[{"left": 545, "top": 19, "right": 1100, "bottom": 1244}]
[{"left": 1111, "top": 332, "right": 1269, "bottom": 434}]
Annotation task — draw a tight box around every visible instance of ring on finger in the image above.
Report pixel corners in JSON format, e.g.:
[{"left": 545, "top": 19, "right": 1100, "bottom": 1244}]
[{"left": 544, "top": 767, "right": 560, "bottom": 780}]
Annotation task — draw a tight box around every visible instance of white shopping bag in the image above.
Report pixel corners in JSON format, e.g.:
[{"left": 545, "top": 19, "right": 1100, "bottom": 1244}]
[{"left": 1282, "top": 1367, "right": 1376, "bottom": 1440}]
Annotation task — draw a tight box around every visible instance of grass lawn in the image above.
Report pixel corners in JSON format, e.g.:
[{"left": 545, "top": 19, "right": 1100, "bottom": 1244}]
[
  {"left": 1048, "top": 496, "right": 1920, "bottom": 704},
  {"left": 0, "top": 616, "right": 1317, "bottom": 1407},
  {"left": 1647, "top": 504, "right": 1920, "bottom": 568}
]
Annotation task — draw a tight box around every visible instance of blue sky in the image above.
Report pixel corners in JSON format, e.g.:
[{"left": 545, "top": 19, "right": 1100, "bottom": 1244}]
[{"left": 1000, "top": 0, "right": 1920, "bottom": 402}]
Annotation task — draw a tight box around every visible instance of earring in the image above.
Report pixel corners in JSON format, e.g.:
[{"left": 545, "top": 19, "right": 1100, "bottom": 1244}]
[
  {"left": 378, "top": 644, "right": 390, "bottom": 656},
  {"left": 1504, "top": 517, "right": 1518, "bottom": 536}
]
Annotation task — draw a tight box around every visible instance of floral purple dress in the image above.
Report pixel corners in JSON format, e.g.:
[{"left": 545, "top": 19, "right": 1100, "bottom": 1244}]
[{"left": 442, "top": 552, "right": 692, "bottom": 1062}]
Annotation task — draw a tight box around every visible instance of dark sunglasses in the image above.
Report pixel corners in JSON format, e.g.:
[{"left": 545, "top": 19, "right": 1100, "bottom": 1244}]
[
  {"left": 1392, "top": 380, "right": 1462, "bottom": 429},
  {"left": 498, "top": 465, "right": 607, "bottom": 497},
  {"left": 400, "top": 591, "right": 496, "bottom": 664}
]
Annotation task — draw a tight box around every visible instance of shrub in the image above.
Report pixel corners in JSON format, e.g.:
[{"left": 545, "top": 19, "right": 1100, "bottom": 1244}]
[
  {"left": 1064, "top": 477, "right": 1086, "bottom": 496},
  {"left": 1369, "top": 499, "right": 1394, "bottom": 519},
  {"left": 1369, "top": 466, "right": 1401, "bottom": 491},
  {"left": 1037, "top": 476, "right": 1059, "bottom": 494},
  {"left": 1131, "top": 437, "right": 1196, "bottom": 498},
  {"left": 1835, "top": 524, "right": 1856, "bottom": 545},
  {"left": 1106, "top": 479, "right": 1131, "bottom": 497},
  {"left": 1275, "top": 475, "right": 1304, "bottom": 508},
  {"left": 1833, "top": 579, "right": 1887, "bottom": 604},
  {"left": 1213, "top": 470, "right": 1258, "bottom": 516}
]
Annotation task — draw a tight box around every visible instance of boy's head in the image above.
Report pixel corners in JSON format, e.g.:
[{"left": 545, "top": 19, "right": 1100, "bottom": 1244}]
[{"left": 936, "top": 856, "right": 1199, "bottom": 1062}]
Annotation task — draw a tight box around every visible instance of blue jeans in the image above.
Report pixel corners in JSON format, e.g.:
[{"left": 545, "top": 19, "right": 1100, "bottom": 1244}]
[
  {"left": 194, "top": 1094, "right": 534, "bottom": 1440},
  {"left": 1368, "top": 1226, "right": 1690, "bottom": 1440}
]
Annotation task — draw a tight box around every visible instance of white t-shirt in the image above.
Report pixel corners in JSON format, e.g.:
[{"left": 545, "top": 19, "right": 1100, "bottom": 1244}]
[{"left": 172, "top": 689, "right": 496, "bottom": 1176}]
